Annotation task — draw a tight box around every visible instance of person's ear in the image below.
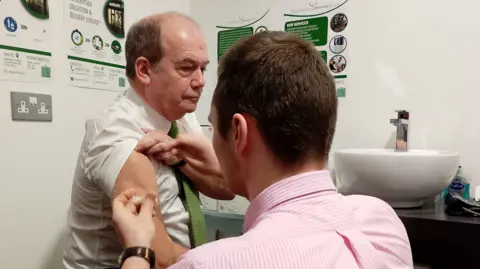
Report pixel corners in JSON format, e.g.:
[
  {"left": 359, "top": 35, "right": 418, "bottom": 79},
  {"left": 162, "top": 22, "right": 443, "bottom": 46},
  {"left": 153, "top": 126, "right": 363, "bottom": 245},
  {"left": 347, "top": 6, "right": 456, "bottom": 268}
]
[
  {"left": 135, "top": 57, "right": 151, "bottom": 85},
  {"left": 231, "top": 113, "right": 248, "bottom": 157}
]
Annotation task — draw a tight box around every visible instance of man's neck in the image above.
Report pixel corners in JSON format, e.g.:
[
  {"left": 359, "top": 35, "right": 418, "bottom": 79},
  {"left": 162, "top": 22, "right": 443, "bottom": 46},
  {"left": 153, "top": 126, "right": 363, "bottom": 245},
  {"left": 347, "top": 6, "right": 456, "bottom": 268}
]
[
  {"left": 245, "top": 159, "right": 325, "bottom": 201},
  {"left": 128, "top": 83, "right": 185, "bottom": 122}
]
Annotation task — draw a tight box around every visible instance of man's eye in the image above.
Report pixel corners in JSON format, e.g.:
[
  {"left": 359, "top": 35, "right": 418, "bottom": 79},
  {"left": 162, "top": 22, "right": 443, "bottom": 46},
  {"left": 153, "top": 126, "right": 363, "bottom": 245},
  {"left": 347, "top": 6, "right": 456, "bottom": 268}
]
[{"left": 182, "top": 66, "right": 194, "bottom": 71}]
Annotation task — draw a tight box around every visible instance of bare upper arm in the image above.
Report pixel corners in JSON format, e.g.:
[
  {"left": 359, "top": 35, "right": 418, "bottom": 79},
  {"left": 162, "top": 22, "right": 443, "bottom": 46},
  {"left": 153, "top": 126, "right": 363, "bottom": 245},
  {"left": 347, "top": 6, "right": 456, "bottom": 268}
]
[
  {"left": 112, "top": 151, "right": 158, "bottom": 199},
  {"left": 114, "top": 151, "right": 190, "bottom": 267}
]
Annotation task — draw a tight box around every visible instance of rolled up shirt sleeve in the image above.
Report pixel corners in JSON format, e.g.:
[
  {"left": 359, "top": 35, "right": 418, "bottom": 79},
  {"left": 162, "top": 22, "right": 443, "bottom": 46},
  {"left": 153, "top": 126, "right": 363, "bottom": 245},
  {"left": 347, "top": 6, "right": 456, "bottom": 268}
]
[{"left": 83, "top": 117, "right": 143, "bottom": 197}]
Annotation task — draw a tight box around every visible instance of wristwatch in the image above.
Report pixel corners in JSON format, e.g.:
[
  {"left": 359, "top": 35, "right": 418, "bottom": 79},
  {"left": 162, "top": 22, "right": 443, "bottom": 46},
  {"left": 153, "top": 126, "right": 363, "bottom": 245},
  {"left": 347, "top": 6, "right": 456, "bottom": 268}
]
[{"left": 118, "top": 247, "right": 156, "bottom": 268}]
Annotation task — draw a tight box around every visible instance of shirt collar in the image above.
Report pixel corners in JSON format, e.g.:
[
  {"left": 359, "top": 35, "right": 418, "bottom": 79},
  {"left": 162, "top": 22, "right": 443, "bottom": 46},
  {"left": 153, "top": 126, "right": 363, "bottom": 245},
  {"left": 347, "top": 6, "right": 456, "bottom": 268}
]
[
  {"left": 243, "top": 170, "right": 337, "bottom": 232},
  {"left": 124, "top": 88, "right": 171, "bottom": 132}
]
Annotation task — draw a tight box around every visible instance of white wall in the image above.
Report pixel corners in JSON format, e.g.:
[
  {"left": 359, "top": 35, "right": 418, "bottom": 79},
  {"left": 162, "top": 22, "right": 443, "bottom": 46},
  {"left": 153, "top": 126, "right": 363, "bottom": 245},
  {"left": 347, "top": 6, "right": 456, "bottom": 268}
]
[
  {"left": 0, "top": 0, "right": 190, "bottom": 268},
  {"left": 1, "top": 0, "right": 479, "bottom": 266},
  {"left": 333, "top": 0, "right": 480, "bottom": 187},
  {"left": 191, "top": 0, "right": 480, "bottom": 194}
]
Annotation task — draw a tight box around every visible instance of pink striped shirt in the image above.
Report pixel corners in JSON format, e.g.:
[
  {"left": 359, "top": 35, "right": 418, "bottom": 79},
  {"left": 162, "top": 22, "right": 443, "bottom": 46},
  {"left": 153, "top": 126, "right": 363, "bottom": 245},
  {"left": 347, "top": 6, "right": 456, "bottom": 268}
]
[{"left": 170, "top": 170, "right": 413, "bottom": 269}]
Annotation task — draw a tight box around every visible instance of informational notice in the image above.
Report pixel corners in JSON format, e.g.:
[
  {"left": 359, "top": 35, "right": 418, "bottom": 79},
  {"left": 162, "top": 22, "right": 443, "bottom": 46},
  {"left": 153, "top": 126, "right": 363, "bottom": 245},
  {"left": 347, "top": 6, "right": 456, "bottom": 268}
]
[
  {"left": 217, "top": 27, "right": 253, "bottom": 61},
  {"left": 0, "top": 0, "right": 53, "bottom": 83},
  {"left": 285, "top": 17, "right": 329, "bottom": 47},
  {"left": 216, "top": 8, "right": 272, "bottom": 62},
  {"left": 283, "top": 0, "right": 350, "bottom": 97},
  {"left": 65, "top": 0, "right": 127, "bottom": 91}
]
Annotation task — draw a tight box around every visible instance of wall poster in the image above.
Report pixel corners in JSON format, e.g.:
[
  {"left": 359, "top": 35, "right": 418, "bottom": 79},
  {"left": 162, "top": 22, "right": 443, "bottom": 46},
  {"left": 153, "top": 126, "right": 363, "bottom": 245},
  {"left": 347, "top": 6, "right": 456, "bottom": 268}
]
[
  {"left": 0, "top": 0, "right": 53, "bottom": 83},
  {"left": 65, "top": 0, "right": 127, "bottom": 91}
]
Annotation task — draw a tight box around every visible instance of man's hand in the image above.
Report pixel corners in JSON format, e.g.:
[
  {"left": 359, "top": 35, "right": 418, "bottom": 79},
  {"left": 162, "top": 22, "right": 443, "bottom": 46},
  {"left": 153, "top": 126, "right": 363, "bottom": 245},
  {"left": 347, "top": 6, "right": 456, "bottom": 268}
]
[
  {"left": 137, "top": 132, "right": 221, "bottom": 177},
  {"left": 112, "top": 189, "right": 157, "bottom": 248},
  {"left": 139, "top": 132, "right": 234, "bottom": 200},
  {"left": 112, "top": 152, "right": 188, "bottom": 268},
  {"left": 167, "top": 134, "right": 221, "bottom": 176},
  {"left": 135, "top": 129, "right": 180, "bottom": 166}
]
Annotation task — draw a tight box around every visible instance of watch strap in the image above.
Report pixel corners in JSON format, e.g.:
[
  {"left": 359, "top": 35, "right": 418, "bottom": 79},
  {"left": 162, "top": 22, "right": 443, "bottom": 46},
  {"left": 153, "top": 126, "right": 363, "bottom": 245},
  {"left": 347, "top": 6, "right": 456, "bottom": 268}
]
[{"left": 118, "top": 247, "right": 155, "bottom": 269}]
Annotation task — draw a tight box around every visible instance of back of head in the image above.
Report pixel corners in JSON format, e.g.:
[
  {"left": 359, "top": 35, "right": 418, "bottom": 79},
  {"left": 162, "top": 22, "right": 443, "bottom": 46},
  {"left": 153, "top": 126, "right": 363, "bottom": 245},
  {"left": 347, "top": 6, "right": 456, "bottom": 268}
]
[{"left": 213, "top": 31, "right": 338, "bottom": 165}]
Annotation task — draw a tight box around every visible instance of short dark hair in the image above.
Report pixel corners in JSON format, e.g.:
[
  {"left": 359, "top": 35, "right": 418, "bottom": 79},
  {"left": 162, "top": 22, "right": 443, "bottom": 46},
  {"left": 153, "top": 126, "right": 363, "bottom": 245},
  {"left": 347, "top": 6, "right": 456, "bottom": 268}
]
[
  {"left": 212, "top": 31, "right": 338, "bottom": 165},
  {"left": 125, "top": 18, "right": 162, "bottom": 79}
]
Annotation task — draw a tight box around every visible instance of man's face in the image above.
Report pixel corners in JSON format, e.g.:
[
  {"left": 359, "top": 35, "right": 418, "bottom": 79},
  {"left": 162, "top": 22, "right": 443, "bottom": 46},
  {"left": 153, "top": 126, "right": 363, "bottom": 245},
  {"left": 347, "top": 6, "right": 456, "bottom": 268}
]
[
  {"left": 209, "top": 105, "right": 244, "bottom": 196},
  {"left": 144, "top": 25, "right": 209, "bottom": 120}
]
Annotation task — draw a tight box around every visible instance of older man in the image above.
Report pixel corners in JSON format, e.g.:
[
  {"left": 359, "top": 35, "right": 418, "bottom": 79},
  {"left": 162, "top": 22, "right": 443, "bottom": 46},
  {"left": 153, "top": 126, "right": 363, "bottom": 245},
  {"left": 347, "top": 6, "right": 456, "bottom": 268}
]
[
  {"left": 62, "top": 12, "right": 233, "bottom": 269},
  {"left": 116, "top": 31, "right": 413, "bottom": 269}
]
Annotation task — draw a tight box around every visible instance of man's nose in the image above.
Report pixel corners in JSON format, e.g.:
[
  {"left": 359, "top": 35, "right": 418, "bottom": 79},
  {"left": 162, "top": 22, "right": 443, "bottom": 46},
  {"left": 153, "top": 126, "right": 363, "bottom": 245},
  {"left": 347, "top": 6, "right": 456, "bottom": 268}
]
[{"left": 191, "top": 69, "right": 205, "bottom": 89}]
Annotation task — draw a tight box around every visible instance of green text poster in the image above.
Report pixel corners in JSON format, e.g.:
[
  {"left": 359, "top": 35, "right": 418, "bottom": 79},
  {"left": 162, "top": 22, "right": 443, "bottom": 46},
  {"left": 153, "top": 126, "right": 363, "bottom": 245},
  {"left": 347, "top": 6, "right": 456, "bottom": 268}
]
[
  {"left": 216, "top": 5, "right": 272, "bottom": 62},
  {"left": 282, "top": 0, "right": 349, "bottom": 98},
  {"left": 217, "top": 27, "right": 253, "bottom": 61},
  {"left": 0, "top": 0, "right": 53, "bottom": 83},
  {"left": 65, "top": 0, "right": 127, "bottom": 91}
]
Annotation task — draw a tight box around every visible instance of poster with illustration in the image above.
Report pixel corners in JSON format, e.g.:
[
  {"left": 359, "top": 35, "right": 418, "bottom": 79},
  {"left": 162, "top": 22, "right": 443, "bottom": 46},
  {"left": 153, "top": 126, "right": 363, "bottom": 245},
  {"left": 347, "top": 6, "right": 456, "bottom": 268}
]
[
  {"left": 0, "top": 0, "right": 53, "bottom": 83},
  {"left": 203, "top": 0, "right": 275, "bottom": 209},
  {"left": 191, "top": 0, "right": 276, "bottom": 126},
  {"left": 65, "top": 0, "right": 127, "bottom": 91},
  {"left": 276, "top": 0, "right": 350, "bottom": 97},
  {"left": 214, "top": 0, "right": 275, "bottom": 62}
]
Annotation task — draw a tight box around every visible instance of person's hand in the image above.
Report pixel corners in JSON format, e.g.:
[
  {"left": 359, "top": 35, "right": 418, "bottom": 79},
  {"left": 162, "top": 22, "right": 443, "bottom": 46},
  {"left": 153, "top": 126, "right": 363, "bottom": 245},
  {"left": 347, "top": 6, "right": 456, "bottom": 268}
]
[
  {"left": 112, "top": 189, "right": 157, "bottom": 248},
  {"left": 135, "top": 129, "right": 180, "bottom": 166},
  {"left": 163, "top": 133, "right": 221, "bottom": 176}
]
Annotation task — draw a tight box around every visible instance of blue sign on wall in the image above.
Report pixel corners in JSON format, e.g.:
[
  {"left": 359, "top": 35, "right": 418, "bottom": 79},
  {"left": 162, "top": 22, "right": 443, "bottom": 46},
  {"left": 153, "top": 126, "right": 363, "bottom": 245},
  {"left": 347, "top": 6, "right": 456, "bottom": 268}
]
[{"left": 4, "top": 16, "right": 18, "bottom": 33}]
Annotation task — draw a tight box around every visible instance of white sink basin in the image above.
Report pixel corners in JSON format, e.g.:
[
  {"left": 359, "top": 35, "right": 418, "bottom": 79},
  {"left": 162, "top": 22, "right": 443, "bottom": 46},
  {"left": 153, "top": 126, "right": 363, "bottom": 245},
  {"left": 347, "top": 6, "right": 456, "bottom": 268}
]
[{"left": 334, "top": 149, "right": 460, "bottom": 208}]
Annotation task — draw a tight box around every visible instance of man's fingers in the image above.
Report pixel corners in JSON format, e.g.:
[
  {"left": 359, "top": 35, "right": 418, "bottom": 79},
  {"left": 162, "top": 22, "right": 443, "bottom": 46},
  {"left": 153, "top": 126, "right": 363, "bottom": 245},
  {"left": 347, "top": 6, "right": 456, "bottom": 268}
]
[
  {"left": 172, "top": 133, "right": 209, "bottom": 154},
  {"left": 135, "top": 131, "right": 170, "bottom": 152},
  {"left": 154, "top": 152, "right": 178, "bottom": 162},
  {"left": 170, "top": 148, "right": 180, "bottom": 157},
  {"left": 160, "top": 139, "right": 179, "bottom": 152},
  {"left": 172, "top": 148, "right": 195, "bottom": 162},
  {"left": 141, "top": 128, "right": 154, "bottom": 134},
  {"left": 112, "top": 189, "right": 137, "bottom": 223},
  {"left": 161, "top": 136, "right": 195, "bottom": 155},
  {"left": 146, "top": 142, "right": 168, "bottom": 156},
  {"left": 125, "top": 200, "right": 138, "bottom": 214},
  {"left": 135, "top": 135, "right": 158, "bottom": 152},
  {"left": 139, "top": 193, "right": 157, "bottom": 219},
  {"left": 114, "top": 189, "right": 137, "bottom": 205}
]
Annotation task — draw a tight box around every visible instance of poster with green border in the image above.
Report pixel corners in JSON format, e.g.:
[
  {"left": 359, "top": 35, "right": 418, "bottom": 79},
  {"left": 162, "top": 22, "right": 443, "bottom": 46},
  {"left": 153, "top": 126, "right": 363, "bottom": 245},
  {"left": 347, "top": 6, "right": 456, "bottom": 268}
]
[
  {"left": 65, "top": 0, "right": 127, "bottom": 91},
  {"left": 216, "top": 9, "right": 271, "bottom": 62},
  {"left": 0, "top": 0, "right": 53, "bottom": 83},
  {"left": 283, "top": 0, "right": 350, "bottom": 98}
]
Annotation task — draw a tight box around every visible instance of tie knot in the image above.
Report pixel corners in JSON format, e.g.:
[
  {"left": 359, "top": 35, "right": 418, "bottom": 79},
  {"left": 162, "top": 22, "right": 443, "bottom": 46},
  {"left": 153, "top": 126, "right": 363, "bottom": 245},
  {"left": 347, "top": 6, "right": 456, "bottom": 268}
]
[{"left": 168, "top": 121, "right": 179, "bottom": 138}]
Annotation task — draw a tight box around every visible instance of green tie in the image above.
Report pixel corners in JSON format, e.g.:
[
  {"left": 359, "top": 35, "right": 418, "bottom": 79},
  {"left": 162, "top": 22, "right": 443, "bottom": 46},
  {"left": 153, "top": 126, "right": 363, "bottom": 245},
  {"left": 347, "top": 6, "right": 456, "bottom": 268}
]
[{"left": 168, "top": 121, "right": 207, "bottom": 248}]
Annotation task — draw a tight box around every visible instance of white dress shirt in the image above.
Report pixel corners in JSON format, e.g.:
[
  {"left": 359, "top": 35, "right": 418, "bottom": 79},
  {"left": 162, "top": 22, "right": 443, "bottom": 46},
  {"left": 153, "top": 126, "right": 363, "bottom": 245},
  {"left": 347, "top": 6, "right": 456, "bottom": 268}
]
[{"left": 63, "top": 88, "right": 202, "bottom": 269}]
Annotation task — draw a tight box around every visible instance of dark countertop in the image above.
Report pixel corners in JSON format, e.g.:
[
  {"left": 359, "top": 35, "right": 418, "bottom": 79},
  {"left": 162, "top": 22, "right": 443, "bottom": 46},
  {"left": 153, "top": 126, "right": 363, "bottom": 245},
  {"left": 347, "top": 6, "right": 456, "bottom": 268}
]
[
  {"left": 395, "top": 201, "right": 480, "bottom": 224},
  {"left": 396, "top": 202, "right": 479, "bottom": 269}
]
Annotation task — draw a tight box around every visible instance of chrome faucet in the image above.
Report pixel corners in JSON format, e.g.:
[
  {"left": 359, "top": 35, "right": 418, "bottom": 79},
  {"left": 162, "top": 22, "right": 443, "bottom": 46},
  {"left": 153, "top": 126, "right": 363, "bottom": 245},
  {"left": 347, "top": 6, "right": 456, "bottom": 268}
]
[{"left": 390, "top": 110, "right": 409, "bottom": 151}]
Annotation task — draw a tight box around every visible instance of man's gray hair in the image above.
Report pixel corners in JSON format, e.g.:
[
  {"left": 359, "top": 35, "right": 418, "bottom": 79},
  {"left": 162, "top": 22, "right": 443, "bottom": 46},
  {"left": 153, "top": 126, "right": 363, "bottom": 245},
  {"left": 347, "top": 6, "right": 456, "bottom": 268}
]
[{"left": 124, "top": 12, "right": 198, "bottom": 79}]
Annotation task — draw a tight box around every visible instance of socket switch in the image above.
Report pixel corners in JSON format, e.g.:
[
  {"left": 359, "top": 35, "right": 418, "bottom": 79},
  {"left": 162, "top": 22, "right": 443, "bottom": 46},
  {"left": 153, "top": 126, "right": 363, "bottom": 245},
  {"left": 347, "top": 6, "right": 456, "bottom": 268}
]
[{"left": 10, "top": 91, "right": 53, "bottom": 122}]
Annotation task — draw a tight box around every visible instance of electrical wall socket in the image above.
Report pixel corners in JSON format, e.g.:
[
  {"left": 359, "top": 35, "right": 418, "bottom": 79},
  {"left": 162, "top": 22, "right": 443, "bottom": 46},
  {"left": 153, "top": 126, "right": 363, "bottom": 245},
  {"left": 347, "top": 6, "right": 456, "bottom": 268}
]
[{"left": 10, "top": 91, "right": 53, "bottom": 122}]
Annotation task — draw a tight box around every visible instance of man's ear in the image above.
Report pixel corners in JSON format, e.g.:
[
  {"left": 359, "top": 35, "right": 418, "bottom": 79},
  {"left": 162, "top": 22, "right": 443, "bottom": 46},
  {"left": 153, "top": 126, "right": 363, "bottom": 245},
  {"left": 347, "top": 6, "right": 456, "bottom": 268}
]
[
  {"left": 135, "top": 57, "right": 151, "bottom": 85},
  {"left": 231, "top": 113, "right": 248, "bottom": 156}
]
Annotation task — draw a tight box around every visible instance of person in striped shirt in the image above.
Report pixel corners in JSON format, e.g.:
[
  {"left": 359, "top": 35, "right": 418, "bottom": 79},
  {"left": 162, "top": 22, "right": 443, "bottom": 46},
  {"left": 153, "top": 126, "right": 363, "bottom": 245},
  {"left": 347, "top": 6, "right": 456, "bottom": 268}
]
[{"left": 113, "top": 30, "right": 414, "bottom": 269}]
